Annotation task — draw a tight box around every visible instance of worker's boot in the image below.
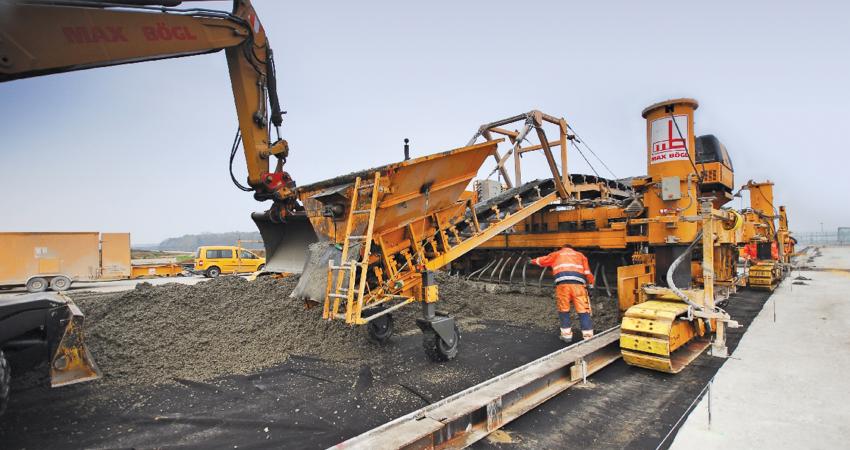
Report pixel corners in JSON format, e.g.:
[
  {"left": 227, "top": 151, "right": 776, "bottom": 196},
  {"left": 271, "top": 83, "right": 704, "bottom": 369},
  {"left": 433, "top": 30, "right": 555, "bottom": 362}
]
[
  {"left": 559, "top": 328, "right": 573, "bottom": 343},
  {"left": 582, "top": 329, "right": 594, "bottom": 340}
]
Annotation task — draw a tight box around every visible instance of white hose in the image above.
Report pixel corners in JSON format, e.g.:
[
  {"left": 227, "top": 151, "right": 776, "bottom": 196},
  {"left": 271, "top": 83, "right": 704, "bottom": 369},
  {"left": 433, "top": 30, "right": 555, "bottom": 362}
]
[{"left": 666, "top": 230, "right": 704, "bottom": 311}]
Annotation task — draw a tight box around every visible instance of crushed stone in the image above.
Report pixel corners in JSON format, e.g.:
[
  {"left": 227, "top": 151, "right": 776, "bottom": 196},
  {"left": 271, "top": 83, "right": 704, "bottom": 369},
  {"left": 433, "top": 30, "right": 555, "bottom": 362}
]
[
  {"left": 71, "top": 272, "right": 620, "bottom": 387},
  {"left": 73, "top": 276, "right": 378, "bottom": 387}
]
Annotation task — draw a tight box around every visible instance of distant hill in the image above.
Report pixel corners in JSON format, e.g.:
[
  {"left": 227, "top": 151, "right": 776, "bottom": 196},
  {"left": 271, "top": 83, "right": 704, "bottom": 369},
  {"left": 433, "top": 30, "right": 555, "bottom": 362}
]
[{"left": 156, "top": 232, "right": 263, "bottom": 252}]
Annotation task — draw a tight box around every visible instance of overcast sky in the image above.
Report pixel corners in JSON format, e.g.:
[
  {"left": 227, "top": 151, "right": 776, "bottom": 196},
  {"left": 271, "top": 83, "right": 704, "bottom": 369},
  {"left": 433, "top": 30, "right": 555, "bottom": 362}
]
[{"left": 1, "top": 0, "right": 848, "bottom": 244}]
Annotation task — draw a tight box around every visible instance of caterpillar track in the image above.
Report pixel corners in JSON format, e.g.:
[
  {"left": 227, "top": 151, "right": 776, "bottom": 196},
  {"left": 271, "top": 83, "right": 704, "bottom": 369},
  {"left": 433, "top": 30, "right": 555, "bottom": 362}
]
[
  {"left": 619, "top": 298, "right": 712, "bottom": 374},
  {"left": 749, "top": 260, "right": 782, "bottom": 291}
]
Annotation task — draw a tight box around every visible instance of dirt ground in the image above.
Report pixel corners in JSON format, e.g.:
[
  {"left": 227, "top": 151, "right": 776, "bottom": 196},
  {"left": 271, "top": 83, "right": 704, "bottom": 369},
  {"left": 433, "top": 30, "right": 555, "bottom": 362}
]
[{"left": 70, "top": 273, "right": 619, "bottom": 388}]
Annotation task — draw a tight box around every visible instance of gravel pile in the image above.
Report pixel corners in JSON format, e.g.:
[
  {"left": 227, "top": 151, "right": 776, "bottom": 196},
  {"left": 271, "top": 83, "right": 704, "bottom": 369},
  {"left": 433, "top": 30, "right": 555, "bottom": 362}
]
[
  {"left": 72, "top": 273, "right": 620, "bottom": 387},
  {"left": 74, "top": 276, "right": 377, "bottom": 386}
]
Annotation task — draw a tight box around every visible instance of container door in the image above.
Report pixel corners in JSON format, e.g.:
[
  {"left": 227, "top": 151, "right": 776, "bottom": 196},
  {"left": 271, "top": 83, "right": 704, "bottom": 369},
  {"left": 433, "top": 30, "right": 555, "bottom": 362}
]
[{"left": 101, "top": 233, "right": 131, "bottom": 280}]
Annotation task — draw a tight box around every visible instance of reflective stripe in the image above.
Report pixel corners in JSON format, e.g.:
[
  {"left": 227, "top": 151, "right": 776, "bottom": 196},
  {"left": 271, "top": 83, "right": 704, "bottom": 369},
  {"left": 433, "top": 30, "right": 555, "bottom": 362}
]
[
  {"left": 555, "top": 275, "right": 586, "bottom": 284},
  {"left": 554, "top": 270, "right": 586, "bottom": 279},
  {"left": 554, "top": 262, "right": 584, "bottom": 271}
]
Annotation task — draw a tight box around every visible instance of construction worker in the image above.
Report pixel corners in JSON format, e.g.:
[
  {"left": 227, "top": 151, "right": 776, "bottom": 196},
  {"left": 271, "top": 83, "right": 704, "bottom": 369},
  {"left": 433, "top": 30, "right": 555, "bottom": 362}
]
[{"left": 531, "top": 245, "right": 595, "bottom": 342}]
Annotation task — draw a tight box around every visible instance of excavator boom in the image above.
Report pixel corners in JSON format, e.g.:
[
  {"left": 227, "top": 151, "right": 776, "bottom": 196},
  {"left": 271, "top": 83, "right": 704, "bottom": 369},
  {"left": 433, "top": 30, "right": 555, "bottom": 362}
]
[
  {"left": 0, "top": 0, "right": 315, "bottom": 413},
  {"left": 1, "top": 0, "right": 290, "bottom": 199},
  {"left": 1, "top": 0, "right": 314, "bottom": 270}
]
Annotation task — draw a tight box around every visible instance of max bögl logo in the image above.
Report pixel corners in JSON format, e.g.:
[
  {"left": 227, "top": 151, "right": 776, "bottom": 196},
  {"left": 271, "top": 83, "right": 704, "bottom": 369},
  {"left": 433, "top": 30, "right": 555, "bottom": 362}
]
[{"left": 650, "top": 115, "right": 689, "bottom": 164}]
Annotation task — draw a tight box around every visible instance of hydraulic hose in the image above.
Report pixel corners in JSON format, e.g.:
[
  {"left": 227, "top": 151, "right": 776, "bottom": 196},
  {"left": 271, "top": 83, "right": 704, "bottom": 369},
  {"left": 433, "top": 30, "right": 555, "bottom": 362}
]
[
  {"left": 666, "top": 230, "right": 704, "bottom": 311},
  {"left": 265, "top": 48, "right": 284, "bottom": 129}
]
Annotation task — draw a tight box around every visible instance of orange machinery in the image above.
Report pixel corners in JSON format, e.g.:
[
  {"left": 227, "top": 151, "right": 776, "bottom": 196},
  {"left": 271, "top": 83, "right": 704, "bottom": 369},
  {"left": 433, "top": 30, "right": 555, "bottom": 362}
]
[
  {"left": 458, "top": 100, "right": 746, "bottom": 373},
  {"left": 462, "top": 99, "right": 742, "bottom": 293},
  {"left": 285, "top": 112, "right": 586, "bottom": 361},
  {"left": 740, "top": 180, "right": 794, "bottom": 290}
]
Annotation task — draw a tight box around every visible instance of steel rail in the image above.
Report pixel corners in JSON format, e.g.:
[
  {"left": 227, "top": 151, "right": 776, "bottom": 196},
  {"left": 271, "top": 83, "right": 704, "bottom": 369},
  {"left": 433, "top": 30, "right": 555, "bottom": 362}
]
[{"left": 330, "top": 326, "right": 622, "bottom": 450}]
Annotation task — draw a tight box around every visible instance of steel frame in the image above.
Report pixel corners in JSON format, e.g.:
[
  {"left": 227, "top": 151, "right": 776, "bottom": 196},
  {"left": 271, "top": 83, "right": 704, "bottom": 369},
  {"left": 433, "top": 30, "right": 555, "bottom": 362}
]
[{"left": 467, "top": 110, "right": 573, "bottom": 199}]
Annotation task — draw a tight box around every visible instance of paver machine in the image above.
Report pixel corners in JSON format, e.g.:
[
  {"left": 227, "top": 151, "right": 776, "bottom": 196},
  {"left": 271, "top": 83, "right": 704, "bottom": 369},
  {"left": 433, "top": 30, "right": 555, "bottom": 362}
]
[
  {"left": 281, "top": 111, "right": 585, "bottom": 360},
  {"left": 739, "top": 180, "right": 794, "bottom": 290},
  {"left": 615, "top": 99, "right": 743, "bottom": 372},
  {"left": 454, "top": 99, "right": 746, "bottom": 373}
]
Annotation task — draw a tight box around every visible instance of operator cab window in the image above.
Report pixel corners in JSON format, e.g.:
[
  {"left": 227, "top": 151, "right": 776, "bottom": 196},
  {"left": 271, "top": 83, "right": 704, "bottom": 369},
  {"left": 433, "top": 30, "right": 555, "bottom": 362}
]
[
  {"left": 695, "top": 134, "right": 733, "bottom": 170},
  {"left": 206, "top": 249, "right": 232, "bottom": 259},
  {"left": 240, "top": 250, "right": 256, "bottom": 259}
]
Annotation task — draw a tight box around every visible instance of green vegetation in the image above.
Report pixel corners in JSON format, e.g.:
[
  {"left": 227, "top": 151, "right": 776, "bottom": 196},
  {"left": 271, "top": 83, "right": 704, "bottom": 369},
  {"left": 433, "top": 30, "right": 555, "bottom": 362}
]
[
  {"left": 156, "top": 232, "right": 264, "bottom": 252},
  {"left": 131, "top": 249, "right": 194, "bottom": 261}
]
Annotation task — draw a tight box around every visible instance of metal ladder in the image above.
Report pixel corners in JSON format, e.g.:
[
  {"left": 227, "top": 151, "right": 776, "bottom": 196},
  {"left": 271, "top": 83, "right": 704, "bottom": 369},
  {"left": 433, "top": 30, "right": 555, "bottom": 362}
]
[{"left": 323, "top": 172, "right": 381, "bottom": 323}]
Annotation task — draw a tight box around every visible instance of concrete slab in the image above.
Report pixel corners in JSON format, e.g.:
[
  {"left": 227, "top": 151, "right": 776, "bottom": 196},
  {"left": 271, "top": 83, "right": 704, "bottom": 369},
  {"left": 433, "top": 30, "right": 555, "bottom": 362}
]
[{"left": 672, "top": 247, "right": 850, "bottom": 449}]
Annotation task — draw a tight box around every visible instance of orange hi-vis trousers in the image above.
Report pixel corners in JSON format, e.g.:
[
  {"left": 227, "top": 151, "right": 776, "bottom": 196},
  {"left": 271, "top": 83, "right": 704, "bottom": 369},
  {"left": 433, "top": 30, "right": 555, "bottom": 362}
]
[{"left": 555, "top": 284, "right": 591, "bottom": 314}]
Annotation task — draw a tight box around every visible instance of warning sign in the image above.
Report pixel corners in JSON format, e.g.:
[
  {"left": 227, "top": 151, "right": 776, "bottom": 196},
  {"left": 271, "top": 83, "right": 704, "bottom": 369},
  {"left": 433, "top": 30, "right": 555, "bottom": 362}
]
[{"left": 650, "top": 115, "right": 690, "bottom": 164}]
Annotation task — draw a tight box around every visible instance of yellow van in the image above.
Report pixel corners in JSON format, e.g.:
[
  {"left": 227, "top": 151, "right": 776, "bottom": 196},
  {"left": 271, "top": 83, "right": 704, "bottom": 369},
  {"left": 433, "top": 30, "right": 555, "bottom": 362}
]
[{"left": 194, "top": 246, "right": 265, "bottom": 278}]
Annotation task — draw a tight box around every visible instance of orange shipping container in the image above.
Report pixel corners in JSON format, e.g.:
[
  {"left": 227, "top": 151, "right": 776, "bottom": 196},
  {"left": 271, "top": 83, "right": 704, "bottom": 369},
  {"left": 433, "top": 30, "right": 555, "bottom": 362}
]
[
  {"left": 100, "top": 232, "right": 132, "bottom": 280},
  {"left": 0, "top": 232, "right": 131, "bottom": 290}
]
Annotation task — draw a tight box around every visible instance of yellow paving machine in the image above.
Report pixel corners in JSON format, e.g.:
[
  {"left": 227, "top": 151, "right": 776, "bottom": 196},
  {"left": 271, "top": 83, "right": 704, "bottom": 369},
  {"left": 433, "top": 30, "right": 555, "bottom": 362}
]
[
  {"left": 457, "top": 99, "right": 760, "bottom": 373},
  {"left": 283, "top": 112, "right": 583, "bottom": 360},
  {"left": 740, "top": 180, "right": 795, "bottom": 290}
]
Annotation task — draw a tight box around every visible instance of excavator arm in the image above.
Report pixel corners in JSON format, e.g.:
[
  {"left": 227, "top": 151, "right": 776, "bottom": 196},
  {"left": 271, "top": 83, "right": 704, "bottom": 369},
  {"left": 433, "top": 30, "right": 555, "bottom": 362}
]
[
  {"left": 0, "top": 0, "right": 294, "bottom": 213},
  {"left": 0, "top": 1, "right": 312, "bottom": 409}
]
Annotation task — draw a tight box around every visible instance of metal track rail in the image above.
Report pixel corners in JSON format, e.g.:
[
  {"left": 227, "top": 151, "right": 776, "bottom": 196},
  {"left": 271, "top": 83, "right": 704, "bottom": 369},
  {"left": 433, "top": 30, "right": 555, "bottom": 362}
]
[{"left": 330, "top": 327, "right": 622, "bottom": 449}]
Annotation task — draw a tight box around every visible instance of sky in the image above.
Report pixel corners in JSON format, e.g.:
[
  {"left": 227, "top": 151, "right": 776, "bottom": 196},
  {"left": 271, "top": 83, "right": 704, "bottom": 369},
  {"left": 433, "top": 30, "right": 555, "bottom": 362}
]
[{"left": 1, "top": 0, "right": 849, "bottom": 244}]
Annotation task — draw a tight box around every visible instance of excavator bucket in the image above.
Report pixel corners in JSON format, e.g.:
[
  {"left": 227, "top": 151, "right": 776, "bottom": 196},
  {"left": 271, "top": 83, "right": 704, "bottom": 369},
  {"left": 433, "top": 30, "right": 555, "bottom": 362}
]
[
  {"left": 252, "top": 212, "right": 320, "bottom": 274},
  {"left": 49, "top": 301, "right": 100, "bottom": 387}
]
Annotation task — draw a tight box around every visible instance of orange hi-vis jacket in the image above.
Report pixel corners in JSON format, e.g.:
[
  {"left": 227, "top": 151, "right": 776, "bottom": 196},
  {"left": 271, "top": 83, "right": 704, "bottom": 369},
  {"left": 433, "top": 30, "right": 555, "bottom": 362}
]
[
  {"left": 532, "top": 247, "right": 595, "bottom": 286},
  {"left": 742, "top": 242, "right": 779, "bottom": 261}
]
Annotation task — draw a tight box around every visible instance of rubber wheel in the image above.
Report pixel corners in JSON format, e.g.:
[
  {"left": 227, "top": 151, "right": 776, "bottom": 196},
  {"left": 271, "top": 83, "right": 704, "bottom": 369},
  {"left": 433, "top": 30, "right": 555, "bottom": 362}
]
[
  {"left": 367, "top": 314, "right": 394, "bottom": 343},
  {"left": 0, "top": 350, "right": 10, "bottom": 416},
  {"left": 26, "top": 277, "right": 48, "bottom": 293},
  {"left": 422, "top": 323, "right": 460, "bottom": 362},
  {"left": 49, "top": 276, "right": 72, "bottom": 292},
  {"left": 206, "top": 266, "right": 221, "bottom": 278},
  {"left": 257, "top": 264, "right": 265, "bottom": 272}
]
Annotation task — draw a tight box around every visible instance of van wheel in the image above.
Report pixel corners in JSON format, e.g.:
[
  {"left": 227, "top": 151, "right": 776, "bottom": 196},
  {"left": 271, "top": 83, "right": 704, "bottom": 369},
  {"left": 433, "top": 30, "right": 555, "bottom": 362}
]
[
  {"left": 26, "top": 277, "right": 48, "bottom": 293},
  {"left": 206, "top": 266, "right": 221, "bottom": 278},
  {"left": 49, "top": 276, "right": 72, "bottom": 292},
  {"left": 257, "top": 264, "right": 265, "bottom": 272},
  {"left": 1, "top": 349, "right": 10, "bottom": 416}
]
